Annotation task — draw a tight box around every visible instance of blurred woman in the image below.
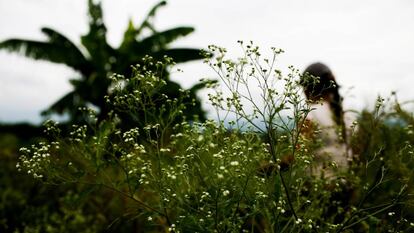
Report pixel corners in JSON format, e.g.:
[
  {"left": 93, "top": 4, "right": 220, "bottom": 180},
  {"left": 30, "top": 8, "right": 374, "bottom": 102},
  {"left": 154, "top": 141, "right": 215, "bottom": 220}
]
[{"left": 300, "top": 62, "right": 349, "bottom": 176}]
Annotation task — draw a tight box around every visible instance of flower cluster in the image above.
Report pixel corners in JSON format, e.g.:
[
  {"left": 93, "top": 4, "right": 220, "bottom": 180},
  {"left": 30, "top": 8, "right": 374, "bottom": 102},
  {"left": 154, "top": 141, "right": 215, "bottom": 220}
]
[{"left": 17, "top": 142, "right": 54, "bottom": 179}]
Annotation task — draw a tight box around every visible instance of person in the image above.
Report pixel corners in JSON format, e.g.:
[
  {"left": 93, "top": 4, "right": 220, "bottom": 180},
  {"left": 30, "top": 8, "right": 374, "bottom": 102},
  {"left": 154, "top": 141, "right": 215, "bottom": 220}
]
[{"left": 300, "top": 62, "right": 349, "bottom": 176}]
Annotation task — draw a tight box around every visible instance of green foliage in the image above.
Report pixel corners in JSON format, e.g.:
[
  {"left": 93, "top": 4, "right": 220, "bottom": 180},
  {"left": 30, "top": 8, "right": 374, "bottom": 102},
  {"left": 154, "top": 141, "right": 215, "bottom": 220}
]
[
  {"left": 0, "top": 0, "right": 206, "bottom": 123},
  {"left": 0, "top": 131, "right": 151, "bottom": 233},
  {"left": 13, "top": 44, "right": 414, "bottom": 232},
  {"left": 347, "top": 96, "right": 414, "bottom": 232}
]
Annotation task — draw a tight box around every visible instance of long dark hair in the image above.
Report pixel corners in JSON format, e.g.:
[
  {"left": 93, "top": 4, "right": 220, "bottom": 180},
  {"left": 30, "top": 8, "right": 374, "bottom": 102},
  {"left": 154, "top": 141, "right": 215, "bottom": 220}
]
[{"left": 301, "top": 62, "right": 346, "bottom": 141}]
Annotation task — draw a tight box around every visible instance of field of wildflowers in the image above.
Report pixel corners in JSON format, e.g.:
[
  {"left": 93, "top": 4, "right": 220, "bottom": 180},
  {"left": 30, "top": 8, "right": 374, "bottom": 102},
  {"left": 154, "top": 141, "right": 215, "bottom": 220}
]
[{"left": 4, "top": 44, "right": 414, "bottom": 232}]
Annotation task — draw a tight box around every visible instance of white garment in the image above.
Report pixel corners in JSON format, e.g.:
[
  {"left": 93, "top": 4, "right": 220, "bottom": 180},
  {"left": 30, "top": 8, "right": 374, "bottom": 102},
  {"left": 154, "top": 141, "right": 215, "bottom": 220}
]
[{"left": 307, "top": 102, "right": 349, "bottom": 176}]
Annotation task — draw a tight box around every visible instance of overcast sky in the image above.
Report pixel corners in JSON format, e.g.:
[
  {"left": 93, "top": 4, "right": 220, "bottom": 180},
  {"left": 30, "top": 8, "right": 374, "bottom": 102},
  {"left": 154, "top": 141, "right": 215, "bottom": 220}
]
[{"left": 1, "top": 0, "right": 414, "bottom": 124}]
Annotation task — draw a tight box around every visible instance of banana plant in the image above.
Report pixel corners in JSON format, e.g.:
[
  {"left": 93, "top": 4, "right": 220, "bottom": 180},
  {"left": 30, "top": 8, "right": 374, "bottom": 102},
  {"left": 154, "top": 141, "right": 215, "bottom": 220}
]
[{"left": 0, "top": 0, "right": 206, "bottom": 123}]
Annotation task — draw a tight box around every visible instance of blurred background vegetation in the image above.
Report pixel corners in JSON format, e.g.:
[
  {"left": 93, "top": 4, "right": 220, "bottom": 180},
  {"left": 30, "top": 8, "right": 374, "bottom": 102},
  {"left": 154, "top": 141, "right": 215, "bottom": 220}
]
[{"left": 0, "top": 0, "right": 207, "bottom": 124}]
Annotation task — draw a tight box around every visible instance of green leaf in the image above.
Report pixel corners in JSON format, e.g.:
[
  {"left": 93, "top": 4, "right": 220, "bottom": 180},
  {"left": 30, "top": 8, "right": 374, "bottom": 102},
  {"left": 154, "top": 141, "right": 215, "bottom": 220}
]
[
  {"left": 146, "top": 0, "right": 167, "bottom": 19},
  {"left": 42, "top": 90, "right": 82, "bottom": 116},
  {"left": 153, "top": 48, "right": 203, "bottom": 63},
  {"left": 119, "top": 20, "right": 137, "bottom": 51},
  {"left": 119, "top": 27, "right": 196, "bottom": 56},
  {"left": 138, "top": 27, "right": 195, "bottom": 51},
  {"left": 82, "top": 0, "right": 113, "bottom": 65},
  {"left": 135, "top": 0, "right": 167, "bottom": 35},
  {"left": 0, "top": 38, "right": 89, "bottom": 74},
  {"left": 189, "top": 79, "right": 217, "bottom": 93},
  {"left": 41, "top": 27, "right": 91, "bottom": 73},
  {"left": 87, "top": 0, "right": 105, "bottom": 29}
]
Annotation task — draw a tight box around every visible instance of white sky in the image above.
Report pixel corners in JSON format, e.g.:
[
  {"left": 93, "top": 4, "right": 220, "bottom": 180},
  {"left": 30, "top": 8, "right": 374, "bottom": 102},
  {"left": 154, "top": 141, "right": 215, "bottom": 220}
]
[{"left": 1, "top": 0, "right": 414, "bottom": 123}]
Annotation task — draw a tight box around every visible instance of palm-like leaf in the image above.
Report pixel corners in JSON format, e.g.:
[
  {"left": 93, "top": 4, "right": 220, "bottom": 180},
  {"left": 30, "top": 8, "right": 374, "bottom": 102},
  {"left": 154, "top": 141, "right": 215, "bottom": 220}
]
[
  {"left": 146, "top": 1, "right": 167, "bottom": 19},
  {"left": 41, "top": 28, "right": 91, "bottom": 74},
  {"left": 136, "top": 27, "right": 195, "bottom": 51},
  {"left": 81, "top": 0, "right": 114, "bottom": 67},
  {"left": 42, "top": 90, "right": 80, "bottom": 116},
  {"left": 135, "top": 0, "right": 167, "bottom": 36},
  {"left": 120, "top": 1, "right": 188, "bottom": 53},
  {"left": 154, "top": 48, "right": 204, "bottom": 63},
  {"left": 123, "top": 27, "right": 195, "bottom": 54},
  {"left": 119, "top": 20, "right": 137, "bottom": 52},
  {"left": 0, "top": 28, "right": 89, "bottom": 74}
]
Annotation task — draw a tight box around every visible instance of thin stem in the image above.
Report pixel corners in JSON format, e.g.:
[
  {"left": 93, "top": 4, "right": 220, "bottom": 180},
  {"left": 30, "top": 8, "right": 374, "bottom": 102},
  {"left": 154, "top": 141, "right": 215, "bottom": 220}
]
[{"left": 279, "top": 172, "right": 298, "bottom": 221}]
